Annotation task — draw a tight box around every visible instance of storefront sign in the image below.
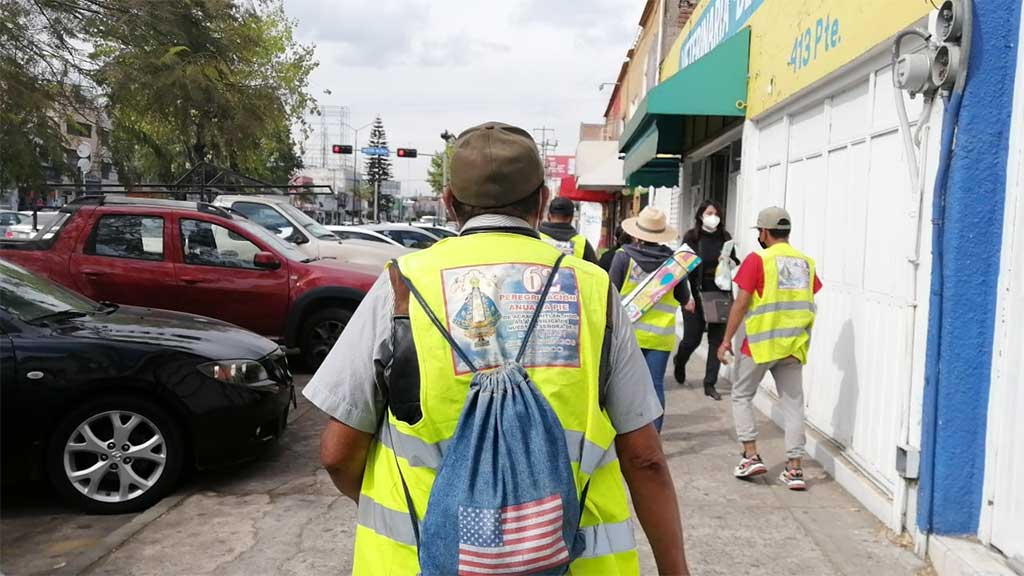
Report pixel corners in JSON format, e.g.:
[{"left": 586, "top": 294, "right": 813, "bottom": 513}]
[
  {"left": 662, "top": 0, "right": 764, "bottom": 75},
  {"left": 544, "top": 155, "right": 575, "bottom": 179},
  {"left": 745, "top": 0, "right": 931, "bottom": 116},
  {"left": 661, "top": 0, "right": 933, "bottom": 118}
]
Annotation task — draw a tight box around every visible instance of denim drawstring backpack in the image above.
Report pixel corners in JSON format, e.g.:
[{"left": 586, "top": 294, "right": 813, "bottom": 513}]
[{"left": 389, "top": 254, "right": 588, "bottom": 575}]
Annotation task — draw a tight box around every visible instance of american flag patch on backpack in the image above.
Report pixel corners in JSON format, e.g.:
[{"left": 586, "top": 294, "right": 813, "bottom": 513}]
[{"left": 457, "top": 494, "right": 569, "bottom": 575}]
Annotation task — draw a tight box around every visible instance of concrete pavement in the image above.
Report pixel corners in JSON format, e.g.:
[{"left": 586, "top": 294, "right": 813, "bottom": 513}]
[{"left": 1, "top": 354, "right": 931, "bottom": 575}]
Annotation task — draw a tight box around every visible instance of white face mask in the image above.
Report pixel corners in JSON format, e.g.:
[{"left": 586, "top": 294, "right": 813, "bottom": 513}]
[{"left": 702, "top": 214, "right": 721, "bottom": 231}]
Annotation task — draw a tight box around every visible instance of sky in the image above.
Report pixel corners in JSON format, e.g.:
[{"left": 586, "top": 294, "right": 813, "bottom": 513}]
[{"left": 283, "top": 0, "right": 642, "bottom": 197}]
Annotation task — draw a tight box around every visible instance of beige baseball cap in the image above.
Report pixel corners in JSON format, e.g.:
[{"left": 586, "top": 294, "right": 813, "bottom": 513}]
[
  {"left": 448, "top": 122, "right": 545, "bottom": 208},
  {"left": 754, "top": 206, "right": 792, "bottom": 230}
]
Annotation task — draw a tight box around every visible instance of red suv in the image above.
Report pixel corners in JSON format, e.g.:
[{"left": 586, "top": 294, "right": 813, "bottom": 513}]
[{"left": 0, "top": 196, "right": 379, "bottom": 368}]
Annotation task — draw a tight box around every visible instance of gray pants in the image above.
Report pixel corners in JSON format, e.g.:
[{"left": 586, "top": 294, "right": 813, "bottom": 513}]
[{"left": 732, "top": 354, "right": 806, "bottom": 460}]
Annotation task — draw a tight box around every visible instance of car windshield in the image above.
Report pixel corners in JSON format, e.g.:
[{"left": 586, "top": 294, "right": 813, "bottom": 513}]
[
  {"left": 278, "top": 203, "right": 337, "bottom": 240},
  {"left": 235, "top": 219, "right": 309, "bottom": 262},
  {"left": 0, "top": 260, "right": 102, "bottom": 322},
  {"left": 37, "top": 212, "right": 71, "bottom": 240}
]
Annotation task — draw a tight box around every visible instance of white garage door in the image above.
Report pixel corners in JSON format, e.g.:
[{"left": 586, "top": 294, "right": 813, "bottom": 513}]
[{"left": 744, "top": 57, "right": 928, "bottom": 496}]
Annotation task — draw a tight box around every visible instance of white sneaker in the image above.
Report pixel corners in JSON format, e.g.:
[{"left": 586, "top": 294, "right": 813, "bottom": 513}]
[
  {"left": 734, "top": 454, "right": 768, "bottom": 478},
  {"left": 779, "top": 468, "right": 807, "bottom": 491}
]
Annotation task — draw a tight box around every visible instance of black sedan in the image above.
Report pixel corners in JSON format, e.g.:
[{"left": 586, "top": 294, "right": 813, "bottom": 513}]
[{"left": 0, "top": 259, "right": 293, "bottom": 514}]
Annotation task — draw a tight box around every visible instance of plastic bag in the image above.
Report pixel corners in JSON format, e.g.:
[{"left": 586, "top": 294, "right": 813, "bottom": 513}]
[{"left": 715, "top": 239, "right": 737, "bottom": 290}]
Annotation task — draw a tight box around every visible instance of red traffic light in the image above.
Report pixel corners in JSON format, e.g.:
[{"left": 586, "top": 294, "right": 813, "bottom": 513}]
[
  {"left": 396, "top": 148, "right": 418, "bottom": 158},
  {"left": 331, "top": 144, "right": 353, "bottom": 154}
]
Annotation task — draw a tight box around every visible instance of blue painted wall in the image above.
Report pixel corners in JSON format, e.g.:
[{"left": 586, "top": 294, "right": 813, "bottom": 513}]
[{"left": 918, "top": 0, "right": 1022, "bottom": 535}]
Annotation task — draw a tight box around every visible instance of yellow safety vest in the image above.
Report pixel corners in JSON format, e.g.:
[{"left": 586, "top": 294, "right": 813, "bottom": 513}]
[
  {"left": 354, "top": 232, "right": 640, "bottom": 575},
  {"left": 619, "top": 258, "right": 679, "bottom": 352},
  {"left": 541, "top": 231, "right": 587, "bottom": 260},
  {"left": 744, "top": 242, "right": 817, "bottom": 364}
]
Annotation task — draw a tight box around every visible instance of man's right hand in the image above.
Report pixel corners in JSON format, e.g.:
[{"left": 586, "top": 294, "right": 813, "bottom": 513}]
[
  {"left": 717, "top": 341, "right": 733, "bottom": 364},
  {"left": 684, "top": 298, "right": 696, "bottom": 313}
]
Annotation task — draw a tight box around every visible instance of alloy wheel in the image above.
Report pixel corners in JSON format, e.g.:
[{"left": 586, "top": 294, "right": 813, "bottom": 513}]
[
  {"left": 63, "top": 410, "right": 167, "bottom": 503},
  {"left": 309, "top": 319, "right": 345, "bottom": 365}
]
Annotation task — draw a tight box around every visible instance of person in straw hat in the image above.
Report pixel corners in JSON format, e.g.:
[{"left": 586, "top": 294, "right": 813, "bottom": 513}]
[{"left": 609, "top": 206, "right": 690, "bottom": 433}]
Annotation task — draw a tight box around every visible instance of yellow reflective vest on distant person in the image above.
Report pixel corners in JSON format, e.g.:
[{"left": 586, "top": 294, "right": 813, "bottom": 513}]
[
  {"left": 541, "top": 231, "right": 587, "bottom": 260},
  {"left": 619, "top": 258, "right": 679, "bottom": 352},
  {"left": 744, "top": 242, "right": 817, "bottom": 364}
]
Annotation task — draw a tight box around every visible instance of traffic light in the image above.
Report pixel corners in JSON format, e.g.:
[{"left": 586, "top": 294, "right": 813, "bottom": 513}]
[
  {"left": 396, "top": 148, "right": 418, "bottom": 158},
  {"left": 331, "top": 144, "right": 353, "bottom": 154}
]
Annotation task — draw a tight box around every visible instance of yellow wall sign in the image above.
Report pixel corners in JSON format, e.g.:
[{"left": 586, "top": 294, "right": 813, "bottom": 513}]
[
  {"left": 661, "top": 0, "right": 933, "bottom": 118},
  {"left": 745, "top": 0, "right": 932, "bottom": 117}
]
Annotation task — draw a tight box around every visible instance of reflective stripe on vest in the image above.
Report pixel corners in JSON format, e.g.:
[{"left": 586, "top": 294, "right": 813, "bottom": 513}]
[
  {"left": 744, "top": 243, "right": 816, "bottom": 364},
  {"left": 355, "top": 233, "right": 638, "bottom": 575},
  {"left": 357, "top": 493, "right": 636, "bottom": 559},
  {"left": 378, "top": 421, "right": 617, "bottom": 477},
  {"left": 620, "top": 258, "right": 679, "bottom": 352},
  {"left": 541, "top": 231, "right": 587, "bottom": 259}
]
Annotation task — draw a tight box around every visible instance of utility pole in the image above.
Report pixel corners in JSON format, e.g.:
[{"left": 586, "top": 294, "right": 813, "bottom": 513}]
[
  {"left": 440, "top": 130, "right": 455, "bottom": 225},
  {"left": 532, "top": 127, "right": 558, "bottom": 178}
]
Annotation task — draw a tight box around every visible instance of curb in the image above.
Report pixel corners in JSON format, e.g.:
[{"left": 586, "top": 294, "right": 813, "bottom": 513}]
[{"left": 54, "top": 489, "right": 194, "bottom": 576}]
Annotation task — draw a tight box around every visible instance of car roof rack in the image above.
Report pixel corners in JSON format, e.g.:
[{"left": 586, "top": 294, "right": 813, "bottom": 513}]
[{"left": 68, "top": 195, "right": 234, "bottom": 219}]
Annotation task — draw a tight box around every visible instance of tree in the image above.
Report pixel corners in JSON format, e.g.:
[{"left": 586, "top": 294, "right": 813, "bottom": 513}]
[
  {"left": 363, "top": 115, "right": 392, "bottom": 219},
  {"left": 426, "top": 143, "right": 454, "bottom": 196},
  {"left": 0, "top": 0, "right": 98, "bottom": 193},
  {"left": 92, "top": 0, "right": 317, "bottom": 184},
  {"left": 0, "top": 0, "right": 317, "bottom": 191}
]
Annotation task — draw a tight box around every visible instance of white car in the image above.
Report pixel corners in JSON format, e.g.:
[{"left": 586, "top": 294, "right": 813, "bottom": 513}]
[
  {"left": 5, "top": 211, "right": 60, "bottom": 240},
  {"left": 212, "top": 195, "right": 411, "bottom": 268},
  {"left": 326, "top": 225, "right": 403, "bottom": 247},
  {"left": 416, "top": 225, "right": 458, "bottom": 239},
  {"left": 366, "top": 224, "right": 441, "bottom": 249}
]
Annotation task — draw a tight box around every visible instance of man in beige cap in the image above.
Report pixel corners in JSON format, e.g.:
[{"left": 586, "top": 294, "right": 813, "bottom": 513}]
[
  {"left": 609, "top": 206, "right": 690, "bottom": 433},
  {"left": 718, "top": 206, "right": 821, "bottom": 491},
  {"left": 305, "top": 123, "right": 689, "bottom": 575}
]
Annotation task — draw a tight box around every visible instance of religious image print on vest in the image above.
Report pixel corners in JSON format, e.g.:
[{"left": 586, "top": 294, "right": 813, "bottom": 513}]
[{"left": 440, "top": 263, "right": 583, "bottom": 374}]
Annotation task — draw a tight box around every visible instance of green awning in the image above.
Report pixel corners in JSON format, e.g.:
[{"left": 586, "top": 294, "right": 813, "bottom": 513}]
[{"left": 619, "top": 27, "right": 750, "bottom": 185}]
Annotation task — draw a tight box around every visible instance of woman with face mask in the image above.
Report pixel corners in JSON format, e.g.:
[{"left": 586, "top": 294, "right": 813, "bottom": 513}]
[{"left": 673, "top": 200, "right": 739, "bottom": 400}]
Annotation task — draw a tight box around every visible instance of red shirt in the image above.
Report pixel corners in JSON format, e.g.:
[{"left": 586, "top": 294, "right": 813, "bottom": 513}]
[{"left": 733, "top": 251, "right": 822, "bottom": 356}]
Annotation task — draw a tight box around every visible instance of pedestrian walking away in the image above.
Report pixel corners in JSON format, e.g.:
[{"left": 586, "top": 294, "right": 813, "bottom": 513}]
[
  {"left": 305, "top": 122, "right": 689, "bottom": 575},
  {"left": 673, "top": 200, "right": 740, "bottom": 401},
  {"left": 609, "top": 207, "right": 689, "bottom": 433},
  {"left": 539, "top": 196, "right": 599, "bottom": 264},
  {"left": 718, "top": 206, "right": 822, "bottom": 491},
  {"left": 598, "top": 224, "right": 630, "bottom": 272}
]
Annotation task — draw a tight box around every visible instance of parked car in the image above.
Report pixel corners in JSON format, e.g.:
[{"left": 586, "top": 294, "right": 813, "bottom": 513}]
[
  {"left": 366, "top": 224, "right": 441, "bottom": 249},
  {"left": 0, "top": 196, "right": 379, "bottom": 368},
  {"left": 0, "top": 210, "right": 27, "bottom": 238},
  {"left": 326, "top": 225, "right": 403, "bottom": 247},
  {"left": 211, "top": 195, "right": 411, "bottom": 267},
  {"left": 0, "top": 258, "right": 293, "bottom": 513},
  {"left": 5, "top": 211, "right": 60, "bottom": 240},
  {"left": 416, "top": 225, "right": 458, "bottom": 239}
]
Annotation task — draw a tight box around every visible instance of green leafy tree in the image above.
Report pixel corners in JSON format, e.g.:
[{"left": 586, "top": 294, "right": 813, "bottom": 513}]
[
  {"left": 0, "top": 0, "right": 97, "bottom": 193},
  {"left": 91, "top": 0, "right": 317, "bottom": 184},
  {"left": 426, "top": 143, "right": 454, "bottom": 196}
]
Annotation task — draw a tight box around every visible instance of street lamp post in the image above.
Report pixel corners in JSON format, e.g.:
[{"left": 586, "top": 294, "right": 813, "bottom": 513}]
[{"left": 341, "top": 120, "right": 374, "bottom": 223}]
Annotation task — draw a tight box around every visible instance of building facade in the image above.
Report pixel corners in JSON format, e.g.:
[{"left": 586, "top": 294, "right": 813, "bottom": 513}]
[{"left": 614, "top": 0, "right": 1023, "bottom": 571}]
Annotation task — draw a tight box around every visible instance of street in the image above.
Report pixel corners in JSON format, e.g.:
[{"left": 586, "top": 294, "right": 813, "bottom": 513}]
[{"left": 2, "top": 356, "right": 929, "bottom": 576}]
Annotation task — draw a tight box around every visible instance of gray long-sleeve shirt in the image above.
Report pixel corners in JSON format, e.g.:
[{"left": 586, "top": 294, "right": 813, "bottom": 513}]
[{"left": 303, "top": 215, "right": 662, "bottom": 435}]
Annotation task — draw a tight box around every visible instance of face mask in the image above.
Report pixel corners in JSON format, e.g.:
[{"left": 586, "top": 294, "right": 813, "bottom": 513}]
[
  {"left": 702, "top": 214, "right": 720, "bottom": 232},
  {"left": 757, "top": 231, "right": 768, "bottom": 249}
]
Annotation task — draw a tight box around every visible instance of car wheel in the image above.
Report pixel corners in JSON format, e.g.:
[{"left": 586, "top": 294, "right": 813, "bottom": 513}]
[
  {"left": 48, "top": 395, "right": 184, "bottom": 514},
  {"left": 301, "top": 307, "right": 353, "bottom": 370}
]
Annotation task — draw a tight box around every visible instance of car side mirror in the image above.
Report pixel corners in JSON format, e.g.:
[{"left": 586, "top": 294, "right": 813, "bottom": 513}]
[{"left": 253, "top": 252, "right": 281, "bottom": 270}]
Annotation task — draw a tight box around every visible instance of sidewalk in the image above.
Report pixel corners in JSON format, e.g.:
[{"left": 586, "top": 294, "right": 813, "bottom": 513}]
[{"left": 638, "top": 351, "right": 931, "bottom": 575}]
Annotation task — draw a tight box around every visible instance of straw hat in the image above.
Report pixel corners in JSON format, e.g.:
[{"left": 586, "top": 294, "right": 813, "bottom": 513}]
[{"left": 622, "top": 206, "right": 677, "bottom": 244}]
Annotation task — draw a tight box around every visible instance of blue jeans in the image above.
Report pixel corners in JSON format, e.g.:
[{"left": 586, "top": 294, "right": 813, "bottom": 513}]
[{"left": 642, "top": 349, "right": 670, "bottom": 432}]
